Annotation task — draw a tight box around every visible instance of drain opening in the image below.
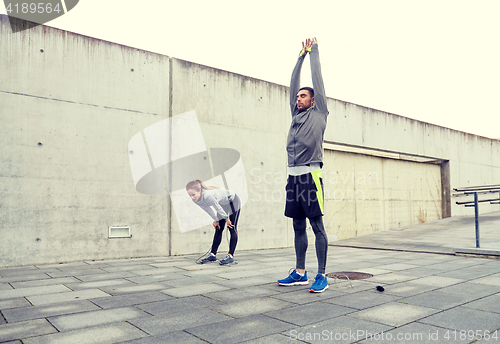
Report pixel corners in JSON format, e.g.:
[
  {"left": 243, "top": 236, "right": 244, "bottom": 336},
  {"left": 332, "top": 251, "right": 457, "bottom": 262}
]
[{"left": 326, "top": 272, "right": 373, "bottom": 280}]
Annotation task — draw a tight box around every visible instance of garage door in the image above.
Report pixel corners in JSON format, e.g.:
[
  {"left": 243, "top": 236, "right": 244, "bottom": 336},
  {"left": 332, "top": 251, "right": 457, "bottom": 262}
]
[{"left": 322, "top": 149, "right": 442, "bottom": 240}]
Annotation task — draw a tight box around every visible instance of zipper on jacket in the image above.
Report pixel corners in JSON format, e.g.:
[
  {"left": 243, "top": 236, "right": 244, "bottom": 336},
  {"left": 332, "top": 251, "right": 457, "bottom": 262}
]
[{"left": 292, "top": 115, "right": 297, "bottom": 165}]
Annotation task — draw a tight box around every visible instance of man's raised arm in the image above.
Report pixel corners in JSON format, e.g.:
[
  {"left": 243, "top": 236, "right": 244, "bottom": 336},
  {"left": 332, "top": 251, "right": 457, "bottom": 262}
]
[
  {"left": 309, "top": 38, "right": 328, "bottom": 114},
  {"left": 289, "top": 40, "right": 312, "bottom": 113}
]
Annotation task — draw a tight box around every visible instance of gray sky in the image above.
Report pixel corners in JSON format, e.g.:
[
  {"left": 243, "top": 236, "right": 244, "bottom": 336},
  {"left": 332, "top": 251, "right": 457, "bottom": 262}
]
[{"left": 4, "top": 0, "right": 500, "bottom": 139}]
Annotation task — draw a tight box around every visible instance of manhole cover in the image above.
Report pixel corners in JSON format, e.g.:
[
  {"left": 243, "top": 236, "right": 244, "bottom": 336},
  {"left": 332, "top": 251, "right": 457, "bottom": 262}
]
[{"left": 326, "top": 272, "right": 373, "bottom": 280}]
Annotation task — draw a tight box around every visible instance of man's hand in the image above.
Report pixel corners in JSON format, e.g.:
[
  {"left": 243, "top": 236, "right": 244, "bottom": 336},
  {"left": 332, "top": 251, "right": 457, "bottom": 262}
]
[
  {"left": 213, "top": 222, "right": 220, "bottom": 229},
  {"left": 300, "top": 37, "right": 318, "bottom": 56}
]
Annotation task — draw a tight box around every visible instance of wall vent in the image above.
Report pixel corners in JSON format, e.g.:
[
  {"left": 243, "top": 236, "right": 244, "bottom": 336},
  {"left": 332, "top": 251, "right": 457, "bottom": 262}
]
[{"left": 108, "top": 226, "right": 131, "bottom": 238}]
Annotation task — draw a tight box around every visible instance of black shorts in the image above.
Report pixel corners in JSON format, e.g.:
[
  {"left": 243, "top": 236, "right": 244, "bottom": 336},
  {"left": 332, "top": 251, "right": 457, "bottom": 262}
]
[{"left": 284, "top": 170, "right": 324, "bottom": 219}]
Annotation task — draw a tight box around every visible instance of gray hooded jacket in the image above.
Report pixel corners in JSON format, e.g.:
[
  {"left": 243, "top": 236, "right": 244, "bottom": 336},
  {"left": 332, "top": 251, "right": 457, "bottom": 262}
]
[{"left": 194, "top": 188, "right": 236, "bottom": 222}]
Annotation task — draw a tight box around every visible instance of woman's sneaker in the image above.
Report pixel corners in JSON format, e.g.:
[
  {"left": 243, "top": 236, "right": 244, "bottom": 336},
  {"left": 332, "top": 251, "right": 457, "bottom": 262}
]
[
  {"left": 219, "top": 254, "right": 235, "bottom": 265},
  {"left": 277, "top": 269, "right": 308, "bottom": 286},
  {"left": 309, "top": 274, "right": 328, "bottom": 293},
  {"left": 200, "top": 254, "right": 217, "bottom": 264}
]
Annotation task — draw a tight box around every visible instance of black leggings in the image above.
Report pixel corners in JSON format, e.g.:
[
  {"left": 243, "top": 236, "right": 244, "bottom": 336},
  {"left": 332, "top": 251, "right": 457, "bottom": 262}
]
[
  {"left": 293, "top": 215, "right": 328, "bottom": 274},
  {"left": 211, "top": 196, "right": 240, "bottom": 256}
]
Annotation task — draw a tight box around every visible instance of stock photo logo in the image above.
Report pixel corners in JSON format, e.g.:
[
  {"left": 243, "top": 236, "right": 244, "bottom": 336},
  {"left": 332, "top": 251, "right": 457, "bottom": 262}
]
[
  {"left": 128, "top": 111, "right": 248, "bottom": 233},
  {"left": 4, "top": 0, "right": 79, "bottom": 32}
]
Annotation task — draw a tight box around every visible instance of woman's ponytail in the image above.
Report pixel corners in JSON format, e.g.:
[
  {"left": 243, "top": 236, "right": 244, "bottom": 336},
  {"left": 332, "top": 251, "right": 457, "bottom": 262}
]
[{"left": 186, "top": 179, "right": 220, "bottom": 191}]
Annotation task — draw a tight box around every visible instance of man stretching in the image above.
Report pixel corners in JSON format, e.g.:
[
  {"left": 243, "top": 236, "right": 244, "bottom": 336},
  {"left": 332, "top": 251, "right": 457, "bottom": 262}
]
[{"left": 277, "top": 37, "right": 329, "bottom": 293}]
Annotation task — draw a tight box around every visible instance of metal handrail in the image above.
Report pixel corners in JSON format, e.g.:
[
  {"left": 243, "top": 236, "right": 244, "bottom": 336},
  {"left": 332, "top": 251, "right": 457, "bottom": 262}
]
[
  {"left": 456, "top": 198, "right": 500, "bottom": 205},
  {"left": 453, "top": 186, "right": 500, "bottom": 248},
  {"left": 453, "top": 190, "right": 499, "bottom": 197},
  {"left": 454, "top": 185, "right": 500, "bottom": 192}
]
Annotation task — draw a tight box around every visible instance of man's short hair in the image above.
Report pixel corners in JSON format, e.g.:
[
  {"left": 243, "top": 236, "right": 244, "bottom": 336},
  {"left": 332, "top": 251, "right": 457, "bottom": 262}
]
[{"left": 299, "top": 87, "right": 314, "bottom": 97}]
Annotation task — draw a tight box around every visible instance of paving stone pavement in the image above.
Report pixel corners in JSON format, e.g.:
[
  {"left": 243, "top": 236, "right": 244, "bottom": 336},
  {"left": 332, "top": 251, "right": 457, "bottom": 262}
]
[{"left": 1, "top": 212, "right": 500, "bottom": 343}]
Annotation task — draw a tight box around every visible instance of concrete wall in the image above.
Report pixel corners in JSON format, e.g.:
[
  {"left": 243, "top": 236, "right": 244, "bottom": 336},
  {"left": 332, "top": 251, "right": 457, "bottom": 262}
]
[
  {"left": 1, "top": 16, "right": 172, "bottom": 266},
  {"left": 326, "top": 101, "right": 500, "bottom": 216},
  {"left": 168, "top": 58, "right": 292, "bottom": 255},
  {"left": 1, "top": 15, "right": 499, "bottom": 266}
]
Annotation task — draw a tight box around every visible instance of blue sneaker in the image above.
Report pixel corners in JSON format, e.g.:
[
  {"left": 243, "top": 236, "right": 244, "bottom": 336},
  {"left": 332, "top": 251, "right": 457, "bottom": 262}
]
[
  {"left": 277, "top": 269, "right": 308, "bottom": 286},
  {"left": 310, "top": 274, "right": 328, "bottom": 293}
]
